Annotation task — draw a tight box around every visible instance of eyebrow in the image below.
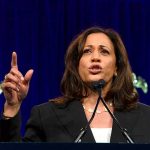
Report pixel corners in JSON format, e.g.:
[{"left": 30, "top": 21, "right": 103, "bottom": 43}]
[
  {"left": 100, "top": 45, "right": 111, "bottom": 51},
  {"left": 84, "top": 44, "right": 111, "bottom": 51}
]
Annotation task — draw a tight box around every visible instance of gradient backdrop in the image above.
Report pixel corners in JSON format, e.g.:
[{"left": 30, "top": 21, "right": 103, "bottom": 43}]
[{"left": 0, "top": 0, "right": 150, "bottom": 134}]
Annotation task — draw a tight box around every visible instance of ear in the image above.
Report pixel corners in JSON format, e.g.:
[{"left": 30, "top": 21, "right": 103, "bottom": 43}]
[
  {"left": 114, "top": 67, "right": 118, "bottom": 76},
  {"left": 114, "top": 72, "right": 117, "bottom": 76}
]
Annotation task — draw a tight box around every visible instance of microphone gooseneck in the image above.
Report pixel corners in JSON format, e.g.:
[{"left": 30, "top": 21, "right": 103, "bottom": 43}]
[
  {"left": 74, "top": 79, "right": 105, "bottom": 143},
  {"left": 99, "top": 95, "right": 134, "bottom": 143},
  {"left": 74, "top": 79, "right": 134, "bottom": 143},
  {"left": 93, "top": 80, "right": 135, "bottom": 144}
]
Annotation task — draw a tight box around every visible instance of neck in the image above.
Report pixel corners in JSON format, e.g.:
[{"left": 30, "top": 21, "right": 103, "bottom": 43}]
[
  {"left": 82, "top": 81, "right": 112, "bottom": 106},
  {"left": 82, "top": 90, "right": 112, "bottom": 108}
]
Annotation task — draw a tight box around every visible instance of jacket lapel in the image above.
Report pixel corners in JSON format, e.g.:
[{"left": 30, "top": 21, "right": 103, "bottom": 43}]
[
  {"left": 52, "top": 100, "right": 141, "bottom": 143},
  {"left": 52, "top": 100, "right": 95, "bottom": 143},
  {"left": 110, "top": 108, "right": 140, "bottom": 143}
]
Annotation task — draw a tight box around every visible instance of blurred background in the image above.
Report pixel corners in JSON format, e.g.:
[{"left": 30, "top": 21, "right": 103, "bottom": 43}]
[{"left": 0, "top": 0, "right": 150, "bottom": 135}]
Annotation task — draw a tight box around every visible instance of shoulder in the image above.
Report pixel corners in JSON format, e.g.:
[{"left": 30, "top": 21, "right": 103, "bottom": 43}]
[
  {"left": 29, "top": 98, "right": 82, "bottom": 123},
  {"left": 28, "top": 99, "right": 64, "bottom": 122},
  {"left": 32, "top": 97, "right": 65, "bottom": 109},
  {"left": 128, "top": 102, "right": 150, "bottom": 119},
  {"left": 137, "top": 102, "right": 150, "bottom": 113},
  {"left": 116, "top": 102, "right": 150, "bottom": 118},
  {"left": 31, "top": 97, "right": 81, "bottom": 113}
]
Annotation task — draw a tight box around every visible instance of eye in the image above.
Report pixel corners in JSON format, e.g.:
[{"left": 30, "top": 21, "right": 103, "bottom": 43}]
[
  {"left": 83, "top": 48, "right": 92, "bottom": 54},
  {"left": 100, "top": 48, "right": 110, "bottom": 55}
]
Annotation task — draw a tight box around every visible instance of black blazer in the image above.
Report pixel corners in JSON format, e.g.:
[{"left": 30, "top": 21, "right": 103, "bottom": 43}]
[{"left": 1, "top": 100, "right": 150, "bottom": 143}]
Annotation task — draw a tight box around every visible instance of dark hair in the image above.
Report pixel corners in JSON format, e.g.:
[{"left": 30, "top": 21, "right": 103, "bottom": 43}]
[{"left": 56, "top": 26, "right": 138, "bottom": 111}]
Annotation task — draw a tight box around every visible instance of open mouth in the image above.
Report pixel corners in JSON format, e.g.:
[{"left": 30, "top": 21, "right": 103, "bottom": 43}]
[{"left": 88, "top": 65, "right": 102, "bottom": 74}]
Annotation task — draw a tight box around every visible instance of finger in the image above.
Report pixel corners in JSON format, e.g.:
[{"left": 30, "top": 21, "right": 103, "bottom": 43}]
[
  {"left": 4, "top": 73, "right": 21, "bottom": 86},
  {"left": 10, "top": 68, "right": 24, "bottom": 81},
  {"left": 11, "top": 52, "right": 18, "bottom": 69},
  {"left": 2, "top": 82, "right": 19, "bottom": 92},
  {"left": 23, "top": 69, "right": 34, "bottom": 85}
]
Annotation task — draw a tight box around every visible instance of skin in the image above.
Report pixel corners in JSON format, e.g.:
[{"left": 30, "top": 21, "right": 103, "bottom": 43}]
[
  {"left": 2, "top": 52, "right": 33, "bottom": 117},
  {"left": 79, "top": 33, "right": 117, "bottom": 98},
  {"left": 2, "top": 33, "right": 117, "bottom": 124},
  {"left": 79, "top": 33, "right": 117, "bottom": 128}
]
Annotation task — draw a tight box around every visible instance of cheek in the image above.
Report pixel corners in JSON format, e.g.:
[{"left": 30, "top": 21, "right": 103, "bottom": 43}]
[
  {"left": 79, "top": 59, "right": 84, "bottom": 73},
  {"left": 105, "top": 61, "right": 116, "bottom": 75},
  {"left": 78, "top": 58, "right": 88, "bottom": 78}
]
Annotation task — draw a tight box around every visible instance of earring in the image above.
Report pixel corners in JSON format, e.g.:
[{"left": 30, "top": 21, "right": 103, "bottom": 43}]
[{"left": 114, "top": 72, "right": 117, "bottom": 76}]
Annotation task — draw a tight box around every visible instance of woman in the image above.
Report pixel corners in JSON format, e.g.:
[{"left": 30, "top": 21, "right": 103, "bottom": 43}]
[{"left": 1, "top": 27, "right": 150, "bottom": 143}]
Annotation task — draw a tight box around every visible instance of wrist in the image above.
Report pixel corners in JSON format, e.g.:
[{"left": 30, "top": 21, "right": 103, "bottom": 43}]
[
  {"left": 2, "top": 113, "right": 14, "bottom": 120},
  {"left": 4, "top": 102, "right": 21, "bottom": 117}
]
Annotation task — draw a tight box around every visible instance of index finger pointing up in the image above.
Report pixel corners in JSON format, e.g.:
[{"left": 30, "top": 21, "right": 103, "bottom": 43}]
[{"left": 11, "top": 52, "right": 18, "bottom": 69}]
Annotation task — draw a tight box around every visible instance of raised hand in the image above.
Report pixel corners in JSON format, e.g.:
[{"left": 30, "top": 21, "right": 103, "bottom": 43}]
[{"left": 1, "top": 52, "right": 34, "bottom": 117}]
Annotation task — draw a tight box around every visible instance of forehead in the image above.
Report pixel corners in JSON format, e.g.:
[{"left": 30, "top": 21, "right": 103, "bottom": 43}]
[{"left": 85, "top": 33, "right": 114, "bottom": 50}]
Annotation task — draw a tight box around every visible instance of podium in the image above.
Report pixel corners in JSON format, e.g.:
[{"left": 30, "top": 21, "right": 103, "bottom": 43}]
[{"left": 0, "top": 143, "right": 150, "bottom": 150}]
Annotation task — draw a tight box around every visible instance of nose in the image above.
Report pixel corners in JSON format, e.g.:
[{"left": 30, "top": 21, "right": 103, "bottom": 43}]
[{"left": 91, "top": 51, "right": 100, "bottom": 62}]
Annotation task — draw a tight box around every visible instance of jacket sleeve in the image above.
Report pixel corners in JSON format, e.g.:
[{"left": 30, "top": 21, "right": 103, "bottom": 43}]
[
  {"left": 23, "top": 106, "right": 45, "bottom": 142},
  {"left": 0, "top": 112, "right": 22, "bottom": 142},
  {"left": 0, "top": 106, "right": 45, "bottom": 142}
]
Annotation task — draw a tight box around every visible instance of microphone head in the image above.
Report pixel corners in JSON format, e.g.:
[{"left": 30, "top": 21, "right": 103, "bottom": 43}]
[{"left": 90, "top": 79, "right": 106, "bottom": 91}]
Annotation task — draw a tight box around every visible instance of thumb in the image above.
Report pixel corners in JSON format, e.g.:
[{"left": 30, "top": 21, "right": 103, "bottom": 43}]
[{"left": 23, "top": 69, "right": 34, "bottom": 85}]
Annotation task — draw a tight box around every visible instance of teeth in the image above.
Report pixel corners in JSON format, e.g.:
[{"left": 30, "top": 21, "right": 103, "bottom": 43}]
[
  {"left": 92, "top": 67, "right": 99, "bottom": 69},
  {"left": 90, "top": 66, "right": 100, "bottom": 69},
  {"left": 91, "top": 67, "right": 100, "bottom": 70},
  {"left": 91, "top": 67, "right": 100, "bottom": 69}
]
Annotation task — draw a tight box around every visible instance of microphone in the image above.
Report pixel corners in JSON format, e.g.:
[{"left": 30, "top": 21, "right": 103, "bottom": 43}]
[
  {"left": 93, "top": 80, "right": 135, "bottom": 144},
  {"left": 74, "top": 79, "right": 105, "bottom": 143}
]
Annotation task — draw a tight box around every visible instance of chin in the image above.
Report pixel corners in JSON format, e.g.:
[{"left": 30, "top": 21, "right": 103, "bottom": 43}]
[{"left": 87, "top": 78, "right": 104, "bottom": 82}]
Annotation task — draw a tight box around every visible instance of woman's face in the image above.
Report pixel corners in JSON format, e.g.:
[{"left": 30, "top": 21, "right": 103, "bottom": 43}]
[{"left": 78, "top": 33, "right": 117, "bottom": 87}]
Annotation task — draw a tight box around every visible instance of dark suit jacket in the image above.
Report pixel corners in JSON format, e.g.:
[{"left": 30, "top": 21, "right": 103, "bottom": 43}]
[{"left": 1, "top": 100, "right": 150, "bottom": 143}]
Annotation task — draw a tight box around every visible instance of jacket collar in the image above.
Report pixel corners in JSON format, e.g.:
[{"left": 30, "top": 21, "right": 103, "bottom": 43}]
[
  {"left": 52, "top": 100, "right": 140, "bottom": 143},
  {"left": 52, "top": 100, "right": 95, "bottom": 143}
]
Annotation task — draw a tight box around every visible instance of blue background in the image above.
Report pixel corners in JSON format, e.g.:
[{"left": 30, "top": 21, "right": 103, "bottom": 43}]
[{"left": 0, "top": 0, "right": 150, "bottom": 134}]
